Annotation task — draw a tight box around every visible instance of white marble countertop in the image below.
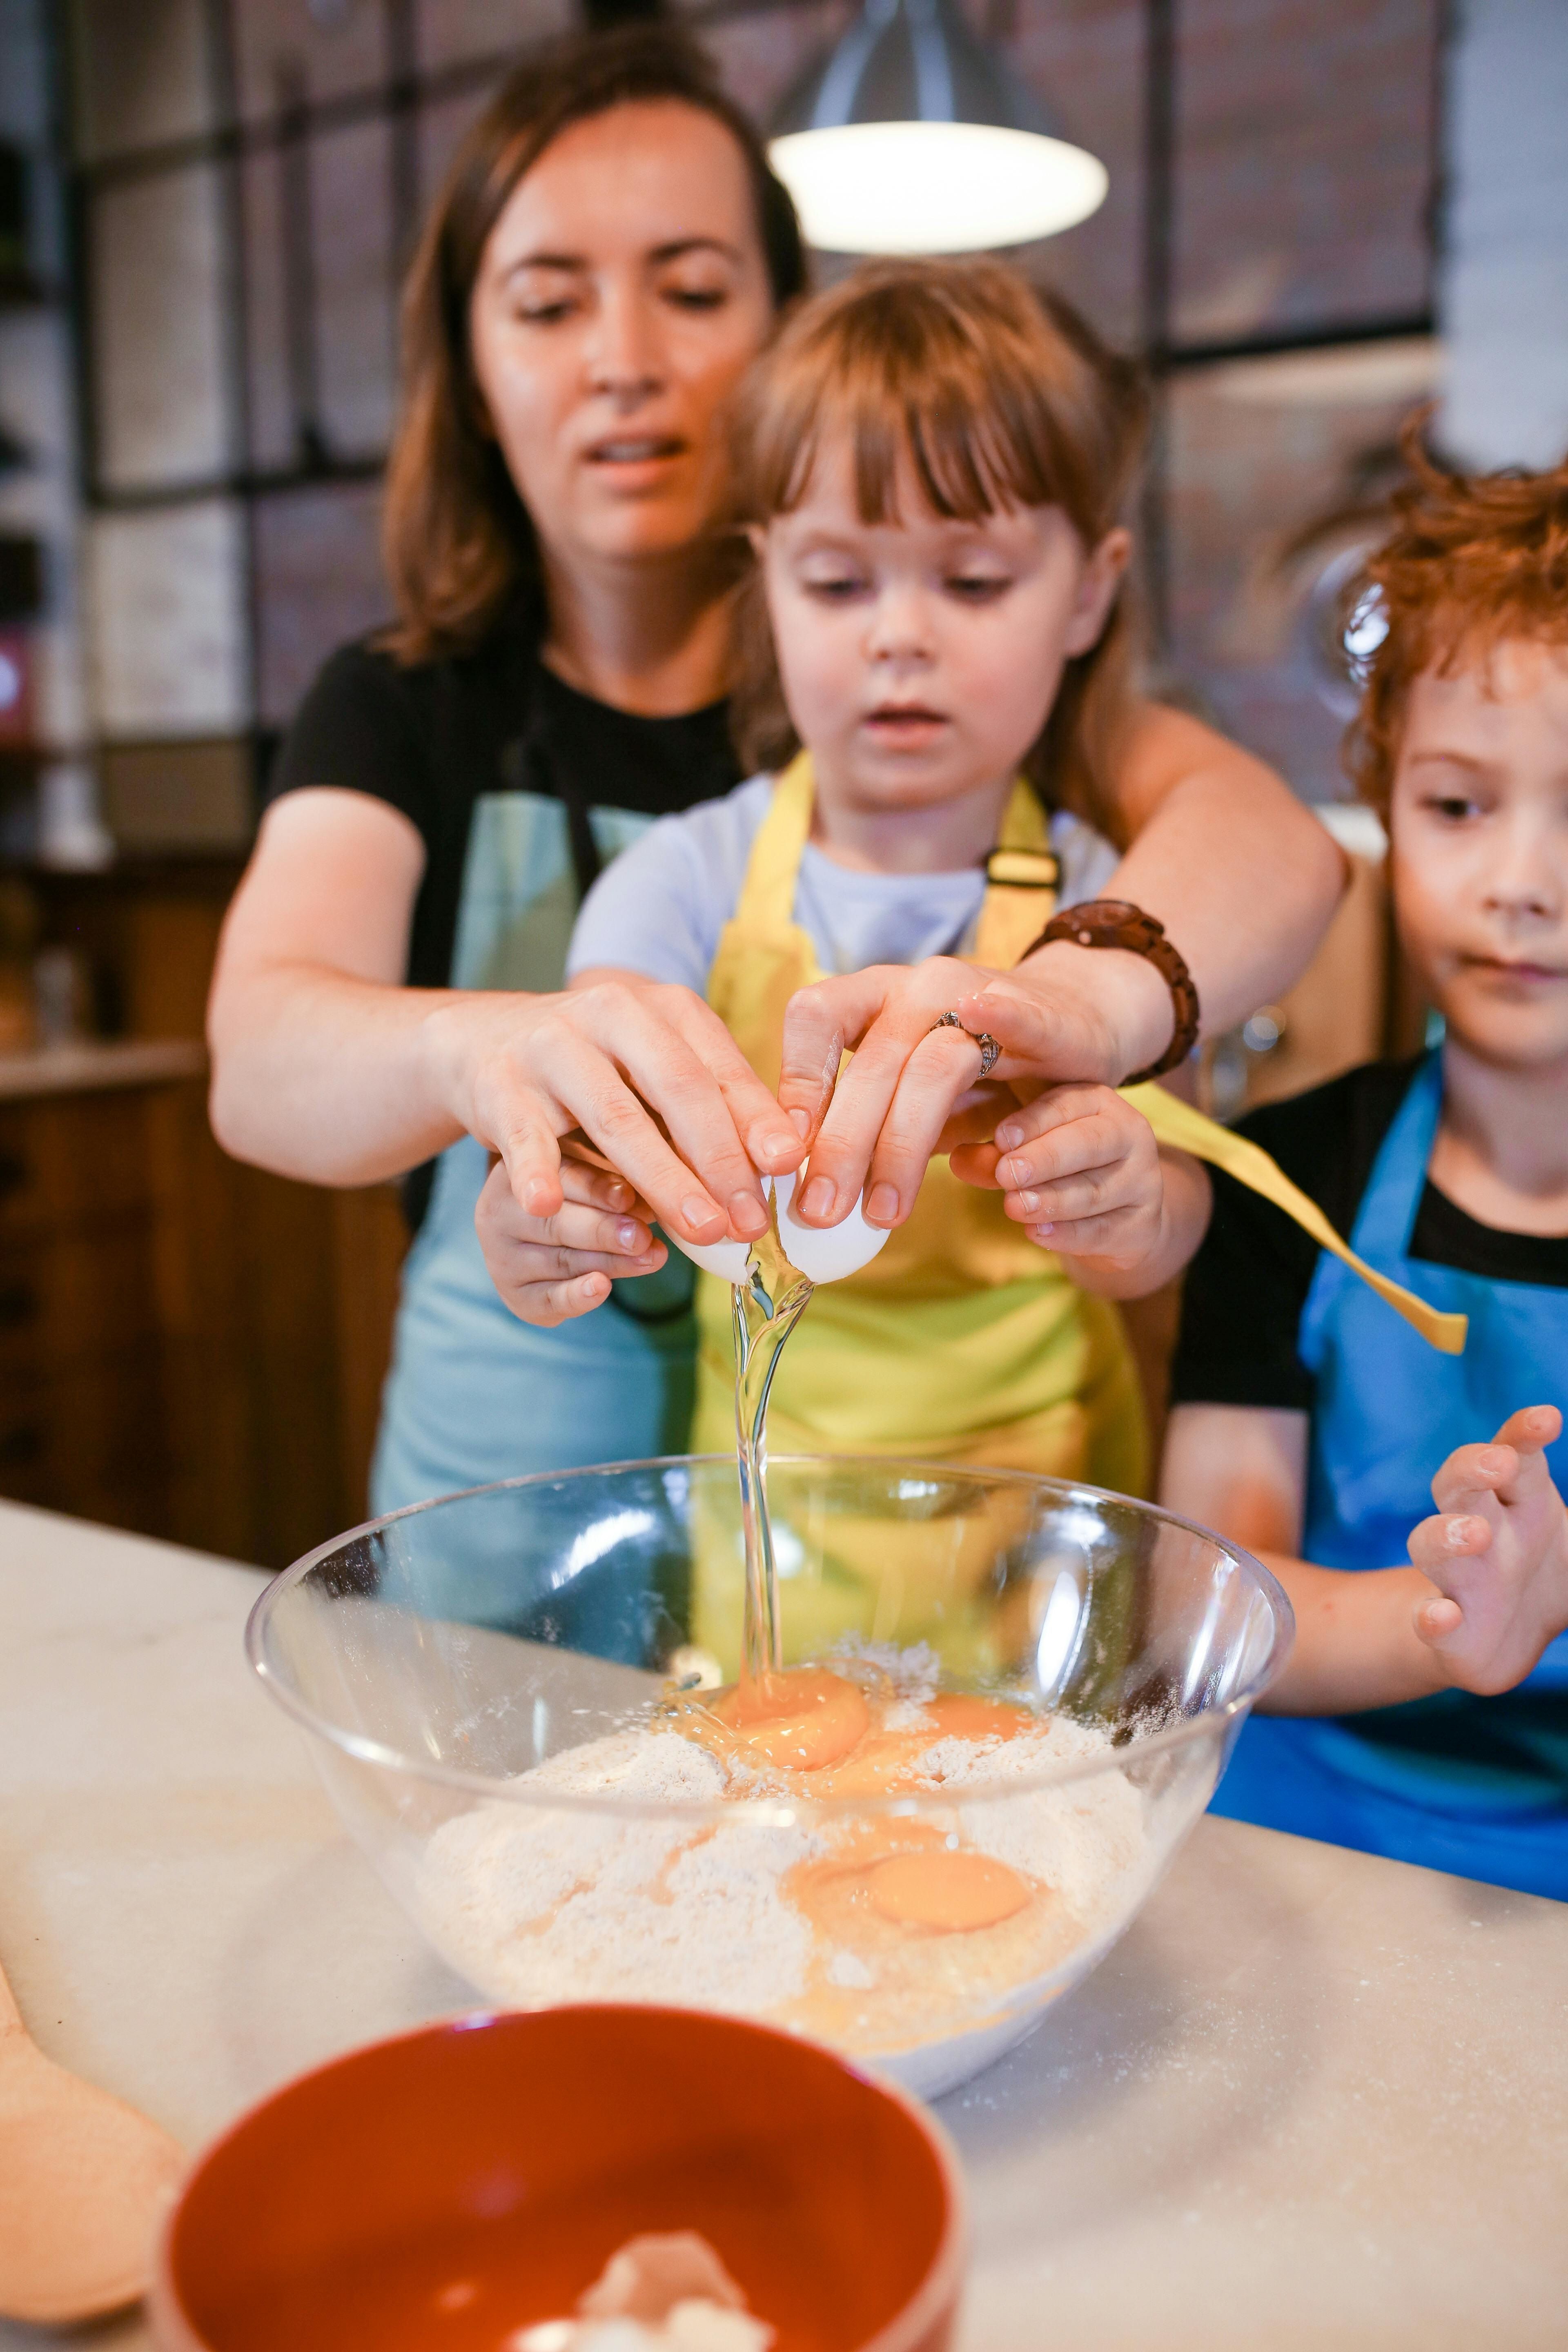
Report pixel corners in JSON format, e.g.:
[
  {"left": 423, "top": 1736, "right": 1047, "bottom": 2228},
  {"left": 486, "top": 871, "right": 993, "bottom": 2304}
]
[{"left": 2, "top": 1499, "right": 1566, "bottom": 2351}]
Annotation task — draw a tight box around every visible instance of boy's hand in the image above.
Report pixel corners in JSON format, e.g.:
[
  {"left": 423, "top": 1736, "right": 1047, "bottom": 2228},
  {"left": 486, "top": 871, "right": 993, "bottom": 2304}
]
[
  {"left": 1408, "top": 1406, "right": 1568, "bottom": 1695},
  {"left": 949, "top": 1082, "right": 1165, "bottom": 1268},
  {"left": 474, "top": 1151, "right": 668, "bottom": 1328}
]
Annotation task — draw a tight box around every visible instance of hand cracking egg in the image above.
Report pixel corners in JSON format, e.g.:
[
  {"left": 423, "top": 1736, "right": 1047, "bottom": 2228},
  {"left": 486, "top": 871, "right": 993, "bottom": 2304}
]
[
  {"left": 772, "top": 1167, "right": 892, "bottom": 1285},
  {"left": 664, "top": 1167, "right": 892, "bottom": 1287},
  {"left": 667, "top": 1231, "right": 755, "bottom": 1284}
]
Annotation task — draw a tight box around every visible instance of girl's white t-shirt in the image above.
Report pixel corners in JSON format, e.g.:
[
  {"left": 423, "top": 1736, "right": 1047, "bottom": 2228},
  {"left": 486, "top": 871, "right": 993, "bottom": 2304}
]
[{"left": 566, "top": 773, "right": 1120, "bottom": 991}]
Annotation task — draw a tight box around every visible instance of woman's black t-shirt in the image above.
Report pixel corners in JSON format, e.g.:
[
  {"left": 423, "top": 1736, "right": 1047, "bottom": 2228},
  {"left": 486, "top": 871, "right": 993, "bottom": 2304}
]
[
  {"left": 268, "top": 629, "right": 742, "bottom": 1225},
  {"left": 270, "top": 631, "right": 742, "bottom": 990}
]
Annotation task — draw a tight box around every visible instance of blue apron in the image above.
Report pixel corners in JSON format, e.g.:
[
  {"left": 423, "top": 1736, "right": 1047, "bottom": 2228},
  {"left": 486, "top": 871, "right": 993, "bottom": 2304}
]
[
  {"left": 371, "top": 791, "right": 697, "bottom": 1598},
  {"left": 1211, "top": 1051, "right": 1568, "bottom": 1898}
]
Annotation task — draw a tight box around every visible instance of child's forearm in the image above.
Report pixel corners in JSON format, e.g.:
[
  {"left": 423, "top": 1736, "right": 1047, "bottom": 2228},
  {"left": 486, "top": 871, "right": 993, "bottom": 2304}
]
[
  {"left": 1060, "top": 1148, "right": 1210, "bottom": 1299},
  {"left": 1257, "top": 1555, "right": 1452, "bottom": 1714}
]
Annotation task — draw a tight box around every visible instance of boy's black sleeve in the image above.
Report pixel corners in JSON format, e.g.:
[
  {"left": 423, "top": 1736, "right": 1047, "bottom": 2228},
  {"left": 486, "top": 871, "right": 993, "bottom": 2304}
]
[
  {"left": 1169, "top": 1062, "right": 1415, "bottom": 1414},
  {"left": 1169, "top": 1162, "right": 1321, "bottom": 1410}
]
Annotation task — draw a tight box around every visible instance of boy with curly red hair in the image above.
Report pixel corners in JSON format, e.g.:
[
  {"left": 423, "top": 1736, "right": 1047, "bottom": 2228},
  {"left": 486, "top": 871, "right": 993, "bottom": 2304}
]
[{"left": 1155, "top": 434, "right": 1568, "bottom": 1895}]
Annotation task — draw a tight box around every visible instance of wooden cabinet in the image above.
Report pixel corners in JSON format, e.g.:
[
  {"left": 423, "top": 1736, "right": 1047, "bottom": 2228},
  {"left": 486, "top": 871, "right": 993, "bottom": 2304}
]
[
  {"left": 0, "top": 863, "right": 407, "bottom": 1568},
  {"left": 0, "top": 1067, "right": 188, "bottom": 1534}
]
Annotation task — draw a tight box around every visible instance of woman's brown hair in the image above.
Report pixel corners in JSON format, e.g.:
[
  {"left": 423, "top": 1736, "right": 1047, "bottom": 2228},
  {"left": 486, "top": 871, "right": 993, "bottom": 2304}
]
[
  {"left": 728, "top": 257, "right": 1149, "bottom": 838},
  {"left": 1345, "top": 416, "right": 1568, "bottom": 812},
  {"left": 382, "top": 22, "right": 807, "bottom": 665}
]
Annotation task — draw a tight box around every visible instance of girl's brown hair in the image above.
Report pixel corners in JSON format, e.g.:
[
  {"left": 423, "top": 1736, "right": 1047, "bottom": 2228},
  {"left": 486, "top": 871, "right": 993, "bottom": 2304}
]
[
  {"left": 1345, "top": 416, "right": 1568, "bottom": 812},
  {"left": 382, "top": 22, "right": 807, "bottom": 666},
  {"left": 728, "top": 257, "right": 1149, "bottom": 837}
]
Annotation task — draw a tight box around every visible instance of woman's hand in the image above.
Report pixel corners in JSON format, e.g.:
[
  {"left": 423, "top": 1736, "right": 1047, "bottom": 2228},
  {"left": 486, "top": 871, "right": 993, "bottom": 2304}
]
[
  {"left": 430, "top": 972, "right": 804, "bottom": 1252},
  {"left": 475, "top": 1151, "right": 668, "bottom": 1327},
  {"left": 207, "top": 796, "right": 803, "bottom": 1252},
  {"left": 775, "top": 944, "right": 1170, "bottom": 1230},
  {"left": 1407, "top": 1407, "right": 1568, "bottom": 1695}
]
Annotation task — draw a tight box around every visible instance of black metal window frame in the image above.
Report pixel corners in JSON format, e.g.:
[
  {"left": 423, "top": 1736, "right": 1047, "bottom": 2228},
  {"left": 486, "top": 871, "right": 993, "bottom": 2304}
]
[{"left": 59, "top": 0, "right": 1445, "bottom": 666}]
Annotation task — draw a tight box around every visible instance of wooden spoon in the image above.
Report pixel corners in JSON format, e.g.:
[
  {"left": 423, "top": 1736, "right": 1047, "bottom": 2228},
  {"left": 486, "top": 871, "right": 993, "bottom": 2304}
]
[{"left": 0, "top": 1951, "right": 185, "bottom": 2324}]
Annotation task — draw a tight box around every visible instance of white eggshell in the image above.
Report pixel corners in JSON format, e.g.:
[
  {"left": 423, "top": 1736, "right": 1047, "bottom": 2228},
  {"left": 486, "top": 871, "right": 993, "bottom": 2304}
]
[
  {"left": 777, "top": 1174, "right": 892, "bottom": 1284},
  {"left": 662, "top": 1163, "right": 891, "bottom": 1285},
  {"left": 666, "top": 1230, "right": 755, "bottom": 1283}
]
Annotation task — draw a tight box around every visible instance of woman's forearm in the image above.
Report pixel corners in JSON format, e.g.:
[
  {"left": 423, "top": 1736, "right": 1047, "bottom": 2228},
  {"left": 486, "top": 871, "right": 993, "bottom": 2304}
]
[
  {"left": 211, "top": 946, "right": 803, "bottom": 1246},
  {"left": 953, "top": 711, "right": 1348, "bottom": 1096},
  {"left": 207, "top": 956, "right": 482, "bottom": 1185},
  {"left": 206, "top": 787, "right": 472, "bottom": 1185},
  {"left": 207, "top": 789, "right": 801, "bottom": 1229},
  {"left": 1256, "top": 1554, "right": 1449, "bottom": 1715},
  {"left": 1098, "top": 761, "right": 1346, "bottom": 1036},
  {"left": 1078, "top": 704, "right": 1348, "bottom": 1039}
]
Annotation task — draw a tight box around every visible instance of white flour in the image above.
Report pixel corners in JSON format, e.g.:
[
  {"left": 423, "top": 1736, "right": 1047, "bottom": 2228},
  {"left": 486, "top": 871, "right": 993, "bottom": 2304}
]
[
  {"left": 421, "top": 1730, "right": 817, "bottom": 2015},
  {"left": 417, "top": 1668, "right": 1148, "bottom": 2056}
]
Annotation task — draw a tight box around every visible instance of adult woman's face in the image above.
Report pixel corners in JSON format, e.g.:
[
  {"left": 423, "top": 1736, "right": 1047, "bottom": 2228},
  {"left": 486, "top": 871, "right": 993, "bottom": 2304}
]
[{"left": 470, "top": 101, "right": 775, "bottom": 575}]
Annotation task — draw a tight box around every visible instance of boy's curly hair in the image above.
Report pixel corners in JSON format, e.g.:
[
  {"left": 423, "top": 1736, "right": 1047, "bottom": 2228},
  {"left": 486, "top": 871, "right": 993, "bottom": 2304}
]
[{"left": 1347, "top": 415, "right": 1568, "bottom": 812}]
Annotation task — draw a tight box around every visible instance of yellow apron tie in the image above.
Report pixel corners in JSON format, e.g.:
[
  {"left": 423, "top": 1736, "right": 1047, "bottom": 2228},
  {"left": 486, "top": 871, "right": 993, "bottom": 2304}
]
[
  {"left": 1120, "top": 1083, "right": 1467, "bottom": 1354},
  {"left": 708, "top": 755, "right": 1466, "bottom": 1358},
  {"left": 698, "top": 753, "right": 1147, "bottom": 1502},
  {"left": 685, "top": 755, "right": 1462, "bottom": 1676}
]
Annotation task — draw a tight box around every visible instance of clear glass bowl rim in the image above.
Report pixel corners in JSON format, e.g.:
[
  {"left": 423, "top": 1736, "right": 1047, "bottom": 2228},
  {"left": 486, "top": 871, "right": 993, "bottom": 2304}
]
[{"left": 246, "top": 1452, "right": 1295, "bottom": 1823}]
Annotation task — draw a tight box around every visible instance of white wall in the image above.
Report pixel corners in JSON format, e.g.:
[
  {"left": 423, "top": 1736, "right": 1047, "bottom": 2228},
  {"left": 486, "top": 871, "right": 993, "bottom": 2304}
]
[{"left": 1441, "top": 0, "right": 1568, "bottom": 470}]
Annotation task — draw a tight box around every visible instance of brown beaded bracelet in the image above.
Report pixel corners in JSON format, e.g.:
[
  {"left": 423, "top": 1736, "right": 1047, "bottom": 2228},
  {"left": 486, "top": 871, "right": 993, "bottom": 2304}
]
[{"left": 1021, "top": 900, "right": 1200, "bottom": 1083}]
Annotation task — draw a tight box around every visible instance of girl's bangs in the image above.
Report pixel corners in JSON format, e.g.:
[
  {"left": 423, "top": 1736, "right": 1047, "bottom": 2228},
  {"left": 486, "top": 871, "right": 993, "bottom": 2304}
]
[{"left": 762, "top": 337, "right": 1069, "bottom": 528}]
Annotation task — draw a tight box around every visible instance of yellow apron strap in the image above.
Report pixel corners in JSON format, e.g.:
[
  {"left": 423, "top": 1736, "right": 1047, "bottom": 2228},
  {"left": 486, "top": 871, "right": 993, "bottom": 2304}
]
[
  {"left": 1122, "top": 1081, "right": 1468, "bottom": 1355},
  {"left": 973, "top": 779, "right": 1058, "bottom": 970},
  {"left": 733, "top": 751, "right": 817, "bottom": 939},
  {"left": 717, "top": 757, "right": 1463, "bottom": 1355},
  {"left": 706, "top": 753, "right": 822, "bottom": 1086}
]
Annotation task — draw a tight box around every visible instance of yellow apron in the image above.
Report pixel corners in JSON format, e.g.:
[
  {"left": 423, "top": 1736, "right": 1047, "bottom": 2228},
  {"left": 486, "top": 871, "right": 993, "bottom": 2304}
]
[
  {"left": 691, "top": 754, "right": 1462, "bottom": 1469},
  {"left": 685, "top": 754, "right": 1463, "bottom": 1677},
  {"left": 691, "top": 753, "right": 1149, "bottom": 1497}
]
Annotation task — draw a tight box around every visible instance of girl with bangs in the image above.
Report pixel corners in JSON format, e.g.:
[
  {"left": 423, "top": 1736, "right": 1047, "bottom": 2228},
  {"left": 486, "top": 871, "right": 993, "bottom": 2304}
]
[
  {"left": 564, "top": 257, "right": 1214, "bottom": 1496},
  {"left": 212, "top": 27, "right": 1342, "bottom": 1520}
]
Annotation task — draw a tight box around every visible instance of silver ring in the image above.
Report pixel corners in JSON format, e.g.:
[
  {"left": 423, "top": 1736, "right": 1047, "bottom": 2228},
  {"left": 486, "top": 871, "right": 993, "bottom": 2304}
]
[{"left": 932, "top": 1010, "right": 1001, "bottom": 1081}]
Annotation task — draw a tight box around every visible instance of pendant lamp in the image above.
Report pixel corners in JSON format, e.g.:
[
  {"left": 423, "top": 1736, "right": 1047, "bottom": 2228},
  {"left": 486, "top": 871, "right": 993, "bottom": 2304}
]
[{"left": 768, "top": 0, "right": 1107, "bottom": 256}]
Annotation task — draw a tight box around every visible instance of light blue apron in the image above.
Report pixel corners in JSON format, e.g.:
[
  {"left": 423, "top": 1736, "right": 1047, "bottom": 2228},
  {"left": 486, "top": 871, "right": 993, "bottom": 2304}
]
[
  {"left": 371, "top": 791, "right": 697, "bottom": 1597},
  {"left": 1211, "top": 1051, "right": 1568, "bottom": 1898}
]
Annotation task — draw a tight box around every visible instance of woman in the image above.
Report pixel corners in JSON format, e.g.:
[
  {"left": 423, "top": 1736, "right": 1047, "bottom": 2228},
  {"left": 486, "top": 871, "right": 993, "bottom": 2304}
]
[{"left": 208, "top": 22, "right": 1343, "bottom": 1514}]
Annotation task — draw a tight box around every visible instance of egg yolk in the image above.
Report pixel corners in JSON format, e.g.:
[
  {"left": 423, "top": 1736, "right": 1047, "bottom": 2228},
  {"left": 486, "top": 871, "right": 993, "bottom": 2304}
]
[
  {"left": 679, "top": 1671, "right": 1046, "bottom": 1937},
  {"left": 788, "top": 1821, "right": 1035, "bottom": 1937},
  {"left": 920, "top": 1693, "right": 1032, "bottom": 1742},
  {"left": 866, "top": 1849, "right": 1031, "bottom": 1931},
  {"left": 802, "top": 1731, "right": 933, "bottom": 1799},
  {"left": 712, "top": 1668, "right": 870, "bottom": 1771}
]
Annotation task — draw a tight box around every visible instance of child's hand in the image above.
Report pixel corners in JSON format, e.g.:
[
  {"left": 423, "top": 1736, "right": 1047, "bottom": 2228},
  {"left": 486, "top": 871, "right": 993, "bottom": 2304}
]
[
  {"left": 950, "top": 1082, "right": 1165, "bottom": 1268},
  {"left": 474, "top": 1151, "right": 667, "bottom": 1328},
  {"left": 1408, "top": 1406, "right": 1568, "bottom": 1695}
]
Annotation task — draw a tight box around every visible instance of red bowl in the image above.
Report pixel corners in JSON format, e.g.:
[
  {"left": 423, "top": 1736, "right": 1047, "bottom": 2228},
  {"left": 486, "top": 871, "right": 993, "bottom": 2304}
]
[{"left": 149, "top": 2005, "right": 967, "bottom": 2352}]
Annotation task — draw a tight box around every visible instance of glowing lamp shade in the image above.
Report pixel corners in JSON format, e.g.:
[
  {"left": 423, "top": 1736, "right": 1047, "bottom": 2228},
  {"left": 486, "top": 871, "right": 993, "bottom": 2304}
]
[
  {"left": 771, "top": 120, "right": 1107, "bottom": 256},
  {"left": 767, "top": 0, "right": 1107, "bottom": 256}
]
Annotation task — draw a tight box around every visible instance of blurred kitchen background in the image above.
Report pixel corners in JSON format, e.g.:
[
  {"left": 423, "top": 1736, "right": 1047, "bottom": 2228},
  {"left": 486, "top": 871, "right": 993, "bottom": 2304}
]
[{"left": 0, "top": 0, "right": 1563, "bottom": 1561}]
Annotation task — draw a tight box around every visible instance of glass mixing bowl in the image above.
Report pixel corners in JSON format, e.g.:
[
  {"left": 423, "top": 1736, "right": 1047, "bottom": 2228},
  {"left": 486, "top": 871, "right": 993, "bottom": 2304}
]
[{"left": 248, "top": 1457, "right": 1292, "bottom": 2100}]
